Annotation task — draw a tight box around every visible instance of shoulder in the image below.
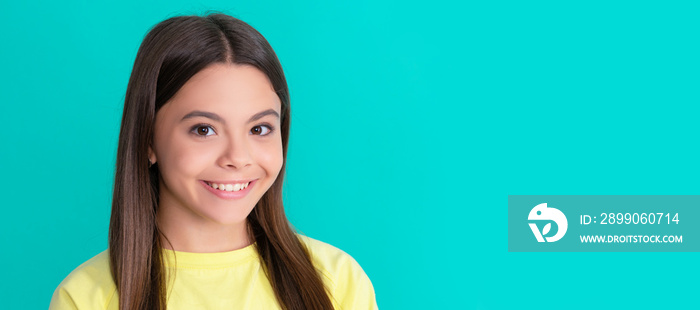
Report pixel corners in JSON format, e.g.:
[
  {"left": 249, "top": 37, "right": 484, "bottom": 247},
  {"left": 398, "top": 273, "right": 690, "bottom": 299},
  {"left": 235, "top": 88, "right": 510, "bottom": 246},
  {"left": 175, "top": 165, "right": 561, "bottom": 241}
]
[
  {"left": 298, "top": 235, "right": 359, "bottom": 279},
  {"left": 297, "top": 235, "right": 378, "bottom": 309},
  {"left": 49, "top": 250, "right": 117, "bottom": 310}
]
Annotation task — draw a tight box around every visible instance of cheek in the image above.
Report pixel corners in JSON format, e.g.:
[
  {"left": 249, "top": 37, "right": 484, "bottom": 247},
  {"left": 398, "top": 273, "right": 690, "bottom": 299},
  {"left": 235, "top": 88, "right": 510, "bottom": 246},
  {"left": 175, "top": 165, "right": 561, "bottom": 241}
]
[
  {"left": 173, "top": 148, "right": 212, "bottom": 175},
  {"left": 156, "top": 136, "right": 215, "bottom": 179},
  {"left": 256, "top": 139, "right": 284, "bottom": 176}
]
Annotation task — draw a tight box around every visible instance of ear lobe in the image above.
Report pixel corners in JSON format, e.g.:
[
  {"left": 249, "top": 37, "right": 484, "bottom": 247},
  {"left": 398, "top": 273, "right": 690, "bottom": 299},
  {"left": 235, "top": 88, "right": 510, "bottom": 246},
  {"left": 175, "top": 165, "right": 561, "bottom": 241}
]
[{"left": 148, "top": 146, "right": 157, "bottom": 165}]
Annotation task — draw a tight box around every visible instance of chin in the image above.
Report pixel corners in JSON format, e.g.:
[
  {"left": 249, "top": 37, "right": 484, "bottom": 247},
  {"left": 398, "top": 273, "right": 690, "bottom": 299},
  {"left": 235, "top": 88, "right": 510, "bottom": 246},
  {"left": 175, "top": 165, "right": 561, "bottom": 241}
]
[{"left": 206, "top": 212, "right": 253, "bottom": 226}]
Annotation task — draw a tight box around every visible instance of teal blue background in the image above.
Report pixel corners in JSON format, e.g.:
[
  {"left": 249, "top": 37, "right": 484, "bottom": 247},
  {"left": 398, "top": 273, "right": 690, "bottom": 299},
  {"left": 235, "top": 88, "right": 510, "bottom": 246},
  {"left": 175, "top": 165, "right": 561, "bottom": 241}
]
[{"left": 1, "top": 1, "right": 698, "bottom": 309}]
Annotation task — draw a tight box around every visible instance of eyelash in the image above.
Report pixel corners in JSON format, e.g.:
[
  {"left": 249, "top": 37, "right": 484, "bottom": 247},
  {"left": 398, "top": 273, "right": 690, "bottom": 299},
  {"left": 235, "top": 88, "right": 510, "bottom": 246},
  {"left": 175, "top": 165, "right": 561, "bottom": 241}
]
[
  {"left": 251, "top": 123, "right": 274, "bottom": 136},
  {"left": 190, "top": 124, "right": 217, "bottom": 137},
  {"left": 189, "top": 123, "right": 275, "bottom": 137}
]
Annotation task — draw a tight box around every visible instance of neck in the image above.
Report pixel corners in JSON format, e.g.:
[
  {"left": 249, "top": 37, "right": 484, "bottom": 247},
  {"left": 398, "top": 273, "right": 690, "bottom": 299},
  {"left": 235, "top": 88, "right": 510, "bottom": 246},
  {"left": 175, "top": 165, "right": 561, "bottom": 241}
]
[{"left": 156, "top": 206, "right": 252, "bottom": 253}]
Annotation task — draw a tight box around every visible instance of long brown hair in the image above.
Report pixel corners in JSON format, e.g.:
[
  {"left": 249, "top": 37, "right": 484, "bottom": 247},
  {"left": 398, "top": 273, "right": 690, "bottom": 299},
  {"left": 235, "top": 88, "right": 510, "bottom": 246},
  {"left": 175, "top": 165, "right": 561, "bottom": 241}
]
[{"left": 109, "top": 13, "right": 334, "bottom": 310}]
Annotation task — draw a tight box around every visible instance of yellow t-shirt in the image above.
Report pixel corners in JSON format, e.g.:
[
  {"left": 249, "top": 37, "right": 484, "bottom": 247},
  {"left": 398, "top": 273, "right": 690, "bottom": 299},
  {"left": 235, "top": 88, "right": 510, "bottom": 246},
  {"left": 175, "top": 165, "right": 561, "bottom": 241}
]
[{"left": 50, "top": 235, "right": 377, "bottom": 309}]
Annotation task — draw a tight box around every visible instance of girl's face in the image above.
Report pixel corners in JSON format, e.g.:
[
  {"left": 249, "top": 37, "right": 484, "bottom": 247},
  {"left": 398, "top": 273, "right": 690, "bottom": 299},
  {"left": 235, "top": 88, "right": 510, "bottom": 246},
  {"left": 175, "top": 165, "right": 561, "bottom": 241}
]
[{"left": 149, "top": 63, "right": 283, "bottom": 228}]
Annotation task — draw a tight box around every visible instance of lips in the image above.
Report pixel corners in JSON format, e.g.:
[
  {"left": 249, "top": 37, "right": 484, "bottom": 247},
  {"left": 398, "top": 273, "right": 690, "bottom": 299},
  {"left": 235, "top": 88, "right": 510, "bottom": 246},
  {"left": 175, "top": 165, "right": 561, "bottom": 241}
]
[
  {"left": 199, "top": 179, "right": 256, "bottom": 200},
  {"left": 205, "top": 181, "right": 250, "bottom": 192}
]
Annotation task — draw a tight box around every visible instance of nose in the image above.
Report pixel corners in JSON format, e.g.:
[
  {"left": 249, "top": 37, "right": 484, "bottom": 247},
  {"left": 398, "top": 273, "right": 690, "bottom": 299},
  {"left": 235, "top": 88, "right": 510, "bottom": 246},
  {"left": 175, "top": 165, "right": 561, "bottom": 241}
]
[{"left": 217, "top": 134, "right": 253, "bottom": 169}]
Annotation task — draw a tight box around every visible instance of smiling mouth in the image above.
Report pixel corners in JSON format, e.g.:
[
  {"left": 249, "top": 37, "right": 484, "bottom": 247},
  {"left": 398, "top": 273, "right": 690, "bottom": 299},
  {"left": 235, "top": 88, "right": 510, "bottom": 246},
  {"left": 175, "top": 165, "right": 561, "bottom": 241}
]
[{"left": 205, "top": 181, "right": 250, "bottom": 192}]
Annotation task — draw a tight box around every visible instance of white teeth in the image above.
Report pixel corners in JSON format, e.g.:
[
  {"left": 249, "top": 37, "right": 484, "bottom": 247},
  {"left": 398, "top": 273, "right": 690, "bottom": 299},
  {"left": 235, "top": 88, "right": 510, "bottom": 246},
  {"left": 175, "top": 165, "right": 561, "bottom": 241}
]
[{"left": 208, "top": 182, "right": 250, "bottom": 192}]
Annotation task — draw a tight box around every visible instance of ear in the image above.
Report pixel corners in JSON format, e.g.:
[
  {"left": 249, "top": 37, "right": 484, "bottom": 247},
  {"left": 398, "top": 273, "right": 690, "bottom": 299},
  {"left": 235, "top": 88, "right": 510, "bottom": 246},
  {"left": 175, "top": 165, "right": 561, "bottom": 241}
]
[{"left": 148, "top": 146, "right": 157, "bottom": 165}]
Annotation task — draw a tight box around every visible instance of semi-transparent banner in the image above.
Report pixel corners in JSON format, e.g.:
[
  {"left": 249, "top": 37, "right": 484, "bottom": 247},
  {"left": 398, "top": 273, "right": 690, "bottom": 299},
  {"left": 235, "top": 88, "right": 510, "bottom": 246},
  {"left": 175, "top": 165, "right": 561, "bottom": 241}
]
[{"left": 508, "top": 195, "right": 700, "bottom": 252}]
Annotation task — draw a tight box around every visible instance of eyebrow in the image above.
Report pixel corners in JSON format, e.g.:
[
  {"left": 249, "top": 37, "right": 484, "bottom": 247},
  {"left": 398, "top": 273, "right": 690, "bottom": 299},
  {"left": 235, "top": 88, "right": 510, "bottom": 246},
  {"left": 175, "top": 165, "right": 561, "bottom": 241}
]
[
  {"left": 180, "top": 109, "right": 280, "bottom": 124},
  {"left": 181, "top": 111, "right": 223, "bottom": 123},
  {"left": 248, "top": 109, "right": 280, "bottom": 123}
]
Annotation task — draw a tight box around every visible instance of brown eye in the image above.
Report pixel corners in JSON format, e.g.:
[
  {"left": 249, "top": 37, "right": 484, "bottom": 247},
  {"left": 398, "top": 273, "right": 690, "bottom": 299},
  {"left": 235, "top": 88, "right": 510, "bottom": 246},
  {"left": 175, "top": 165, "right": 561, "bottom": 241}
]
[
  {"left": 192, "top": 125, "right": 215, "bottom": 136},
  {"left": 251, "top": 125, "right": 272, "bottom": 135}
]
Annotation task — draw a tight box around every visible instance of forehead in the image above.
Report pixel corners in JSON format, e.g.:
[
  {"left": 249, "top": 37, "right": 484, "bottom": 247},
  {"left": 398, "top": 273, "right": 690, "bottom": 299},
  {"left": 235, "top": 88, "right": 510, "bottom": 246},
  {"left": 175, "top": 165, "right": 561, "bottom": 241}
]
[{"left": 161, "top": 63, "right": 281, "bottom": 118}]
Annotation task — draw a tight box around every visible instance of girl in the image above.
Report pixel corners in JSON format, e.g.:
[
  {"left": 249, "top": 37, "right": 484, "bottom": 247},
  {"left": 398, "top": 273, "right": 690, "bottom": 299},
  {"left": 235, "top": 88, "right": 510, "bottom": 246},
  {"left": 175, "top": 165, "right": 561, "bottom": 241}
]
[{"left": 50, "top": 13, "right": 377, "bottom": 310}]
